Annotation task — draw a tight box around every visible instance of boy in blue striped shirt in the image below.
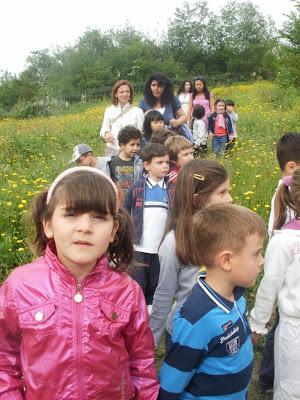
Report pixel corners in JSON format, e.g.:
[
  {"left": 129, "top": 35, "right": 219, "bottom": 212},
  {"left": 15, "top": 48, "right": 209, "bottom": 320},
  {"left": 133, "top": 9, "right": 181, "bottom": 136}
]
[{"left": 159, "top": 203, "right": 266, "bottom": 400}]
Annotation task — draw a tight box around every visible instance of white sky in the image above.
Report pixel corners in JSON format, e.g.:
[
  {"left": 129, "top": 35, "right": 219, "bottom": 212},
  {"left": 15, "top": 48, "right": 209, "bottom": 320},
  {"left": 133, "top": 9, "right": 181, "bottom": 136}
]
[{"left": 0, "top": 0, "right": 295, "bottom": 75}]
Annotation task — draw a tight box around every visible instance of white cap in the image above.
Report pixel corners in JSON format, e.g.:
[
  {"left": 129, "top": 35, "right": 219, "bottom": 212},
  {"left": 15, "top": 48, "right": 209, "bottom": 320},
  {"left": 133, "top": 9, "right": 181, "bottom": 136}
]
[{"left": 70, "top": 144, "right": 92, "bottom": 163}]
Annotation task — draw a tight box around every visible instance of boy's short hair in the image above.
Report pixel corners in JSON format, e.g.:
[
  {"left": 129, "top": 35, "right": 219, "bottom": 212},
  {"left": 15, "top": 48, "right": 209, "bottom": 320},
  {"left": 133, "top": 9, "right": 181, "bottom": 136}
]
[
  {"left": 150, "top": 128, "right": 177, "bottom": 145},
  {"left": 189, "top": 203, "right": 266, "bottom": 268},
  {"left": 192, "top": 105, "right": 205, "bottom": 119},
  {"left": 141, "top": 143, "right": 168, "bottom": 163},
  {"left": 164, "top": 135, "right": 193, "bottom": 162},
  {"left": 118, "top": 125, "right": 142, "bottom": 146},
  {"left": 276, "top": 132, "right": 300, "bottom": 171},
  {"left": 225, "top": 99, "right": 235, "bottom": 107}
]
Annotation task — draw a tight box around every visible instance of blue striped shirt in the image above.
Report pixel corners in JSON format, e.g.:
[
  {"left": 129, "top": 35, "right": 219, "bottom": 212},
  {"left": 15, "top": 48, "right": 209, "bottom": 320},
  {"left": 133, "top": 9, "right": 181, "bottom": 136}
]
[{"left": 159, "top": 274, "right": 253, "bottom": 400}]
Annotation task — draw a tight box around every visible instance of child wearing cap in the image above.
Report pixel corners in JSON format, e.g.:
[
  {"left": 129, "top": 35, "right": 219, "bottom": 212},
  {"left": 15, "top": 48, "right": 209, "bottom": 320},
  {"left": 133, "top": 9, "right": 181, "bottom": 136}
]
[{"left": 70, "top": 144, "right": 104, "bottom": 170}]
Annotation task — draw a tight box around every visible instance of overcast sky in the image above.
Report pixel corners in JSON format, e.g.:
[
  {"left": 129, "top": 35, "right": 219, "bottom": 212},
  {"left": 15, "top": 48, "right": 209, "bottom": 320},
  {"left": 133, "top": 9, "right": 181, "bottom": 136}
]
[{"left": 1, "top": 0, "right": 295, "bottom": 75}]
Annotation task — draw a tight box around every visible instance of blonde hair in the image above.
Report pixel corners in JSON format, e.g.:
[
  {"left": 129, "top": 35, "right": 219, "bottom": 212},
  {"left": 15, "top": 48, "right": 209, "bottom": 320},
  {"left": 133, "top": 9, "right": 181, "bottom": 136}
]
[
  {"left": 188, "top": 203, "right": 266, "bottom": 267},
  {"left": 164, "top": 135, "right": 193, "bottom": 162}
]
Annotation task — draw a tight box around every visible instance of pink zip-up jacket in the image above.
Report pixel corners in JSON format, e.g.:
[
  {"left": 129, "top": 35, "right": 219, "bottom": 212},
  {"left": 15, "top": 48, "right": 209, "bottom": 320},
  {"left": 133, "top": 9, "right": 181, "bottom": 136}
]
[{"left": 0, "top": 243, "right": 159, "bottom": 400}]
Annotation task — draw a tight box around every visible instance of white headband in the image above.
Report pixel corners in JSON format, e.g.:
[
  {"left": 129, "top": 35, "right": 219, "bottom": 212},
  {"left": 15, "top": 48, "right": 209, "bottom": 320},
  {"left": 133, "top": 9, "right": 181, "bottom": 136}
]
[{"left": 46, "top": 166, "right": 120, "bottom": 211}]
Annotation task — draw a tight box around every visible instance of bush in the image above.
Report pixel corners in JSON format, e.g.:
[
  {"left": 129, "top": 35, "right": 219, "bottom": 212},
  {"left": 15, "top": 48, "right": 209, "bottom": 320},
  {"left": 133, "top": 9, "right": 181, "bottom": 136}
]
[{"left": 9, "top": 101, "right": 51, "bottom": 119}]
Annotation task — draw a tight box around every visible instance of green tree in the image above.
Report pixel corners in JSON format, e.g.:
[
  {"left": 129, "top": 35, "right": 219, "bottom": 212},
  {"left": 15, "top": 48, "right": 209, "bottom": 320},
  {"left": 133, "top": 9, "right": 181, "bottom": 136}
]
[
  {"left": 18, "top": 49, "right": 54, "bottom": 100},
  {"left": 278, "top": 0, "right": 300, "bottom": 87},
  {"left": 0, "top": 72, "right": 20, "bottom": 110}
]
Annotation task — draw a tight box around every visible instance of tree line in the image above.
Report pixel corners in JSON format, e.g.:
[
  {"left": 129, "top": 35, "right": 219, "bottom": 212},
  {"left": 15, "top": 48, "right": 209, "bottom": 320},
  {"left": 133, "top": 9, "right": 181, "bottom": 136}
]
[{"left": 0, "top": 0, "right": 299, "bottom": 118}]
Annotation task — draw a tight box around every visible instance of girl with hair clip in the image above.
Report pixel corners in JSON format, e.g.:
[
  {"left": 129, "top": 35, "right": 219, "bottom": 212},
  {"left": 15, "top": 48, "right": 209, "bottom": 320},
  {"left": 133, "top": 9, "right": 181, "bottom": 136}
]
[
  {"left": 0, "top": 167, "right": 159, "bottom": 400},
  {"left": 150, "top": 159, "right": 232, "bottom": 351},
  {"left": 250, "top": 169, "right": 300, "bottom": 400},
  {"left": 141, "top": 110, "right": 165, "bottom": 148}
]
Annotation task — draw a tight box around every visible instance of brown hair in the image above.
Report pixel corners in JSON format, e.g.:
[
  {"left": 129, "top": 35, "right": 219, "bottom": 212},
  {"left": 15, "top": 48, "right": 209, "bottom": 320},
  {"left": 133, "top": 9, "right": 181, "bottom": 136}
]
[
  {"left": 274, "top": 168, "right": 300, "bottom": 230},
  {"left": 164, "top": 159, "right": 228, "bottom": 264},
  {"left": 141, "top": 143, "right": 168, "bottom": 163},
  {"left": 164, "top": 135, "right": 193, "bottom": 162},
  {"left": 188, "top": 203, "right": 266, "bottom": 267},
  {"left": 111, "top": 80, "right": 134, "bottom": 106},
  {"left": 150, "top": 128, "right": 177, "bottom": 145},
  {"left": 30, "top": 170, "right": 134, "bottom": 272}
]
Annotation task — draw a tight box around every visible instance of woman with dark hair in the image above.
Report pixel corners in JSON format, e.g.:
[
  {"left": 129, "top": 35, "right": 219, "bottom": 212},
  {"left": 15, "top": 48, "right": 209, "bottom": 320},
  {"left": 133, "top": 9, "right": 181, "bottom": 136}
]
[
  {"left": 100, "top": 79, "right": 144, "bottom": 156},
  {"left": 177, "top": 80, "right": 193, "bottom": 116},
  {"left": 139, "top": 72, "right": 188, "bottom": 130},
  {"left": 188, "top": 76, "right": 214, "bottom": 126}
]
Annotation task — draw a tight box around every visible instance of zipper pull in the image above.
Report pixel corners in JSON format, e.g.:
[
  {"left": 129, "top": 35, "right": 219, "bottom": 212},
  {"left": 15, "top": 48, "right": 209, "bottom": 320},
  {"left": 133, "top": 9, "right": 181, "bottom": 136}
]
[{"left": 74, "top": 283, "right": 83, "bottom": 303}]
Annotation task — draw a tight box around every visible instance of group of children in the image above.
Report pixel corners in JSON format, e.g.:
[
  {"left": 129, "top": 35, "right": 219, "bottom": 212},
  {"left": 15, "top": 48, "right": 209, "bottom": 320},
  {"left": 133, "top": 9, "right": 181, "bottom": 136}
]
[
  {"left": 192, "top": 98, "right": 238, "bottom": 158},
  {"left": 0, "top": 110, "right": 300, "bottom": 400}
]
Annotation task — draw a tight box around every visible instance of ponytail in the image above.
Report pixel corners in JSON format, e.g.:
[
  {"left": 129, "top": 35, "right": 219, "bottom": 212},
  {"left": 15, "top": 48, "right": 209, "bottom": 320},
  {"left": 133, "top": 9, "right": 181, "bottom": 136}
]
[
  {"left": 107, "top": 207, "right": 134, "bottom": 272},
  {"left": 29, "top": 190, "right": 49, "bottom": 256},
  {"left": 274, "top": 169, "right": 300, "bottom": 230}
]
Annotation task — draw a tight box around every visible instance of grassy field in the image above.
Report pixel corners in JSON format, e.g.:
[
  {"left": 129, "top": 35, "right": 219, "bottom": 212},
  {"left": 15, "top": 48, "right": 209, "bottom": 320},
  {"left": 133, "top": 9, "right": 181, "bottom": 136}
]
[{"left": 0, "top": 80, "right": 299, "bottom": 398}]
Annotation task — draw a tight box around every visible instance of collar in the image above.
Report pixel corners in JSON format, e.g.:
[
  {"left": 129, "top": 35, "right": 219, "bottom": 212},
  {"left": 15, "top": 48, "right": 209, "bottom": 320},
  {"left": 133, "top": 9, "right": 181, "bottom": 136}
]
[
  {"left": 197, "top": 272, "right": 244, "bottom": 314},
  {"left": 116, "top": 102, "right": 131, "bottom": 111},
  {"left": 282, "top": 218, "right": 300, "bottom": 231},
  {"left": 146, "top": 176, "right": 166, "bottom": 188}
]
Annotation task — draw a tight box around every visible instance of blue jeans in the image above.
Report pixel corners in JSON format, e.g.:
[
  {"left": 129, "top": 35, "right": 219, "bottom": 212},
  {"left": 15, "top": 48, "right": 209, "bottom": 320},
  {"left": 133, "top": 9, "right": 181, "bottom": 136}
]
[{"left": 212, "top": 135, "right": 228, "bottom": 157}]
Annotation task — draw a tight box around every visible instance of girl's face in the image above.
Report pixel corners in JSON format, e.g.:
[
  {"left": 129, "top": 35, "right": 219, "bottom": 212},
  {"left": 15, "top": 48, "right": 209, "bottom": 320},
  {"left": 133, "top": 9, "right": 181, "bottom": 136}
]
[
  {"left": 150, "top": 119, "right": 165, "bottom": 132},
  {"left": 116, "top": 84, "right": 131, "bottom": 106},
  {"left": 184, "top": 81, "right": 192, "bottom": 92},
  {"left": 206, "top": 179, "right": 232, "bottom": 206},
  {"left": 216, "top": 102, "right": 226, "bottom": 113},
  {"left": 194, "top": 80, "right": 204, "bottom": 93},
  {"left": 150, "top": 80, "right": 165, "bottom": 98},
  {"left": 44, "top": 203, "right": 118, "bottom": 273}
]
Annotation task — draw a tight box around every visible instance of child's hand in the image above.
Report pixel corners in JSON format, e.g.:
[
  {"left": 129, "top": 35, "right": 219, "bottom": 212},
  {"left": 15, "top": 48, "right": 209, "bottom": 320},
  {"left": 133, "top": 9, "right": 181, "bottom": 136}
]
[
  {"left": 169, "top": 118, "right": 180, "bottom": 128},
  {"left": 208, "top": 132, "right": 214, "bottom": 139},
  {"left": 252, "top": 332, "right": 261, "bottom": 345}
]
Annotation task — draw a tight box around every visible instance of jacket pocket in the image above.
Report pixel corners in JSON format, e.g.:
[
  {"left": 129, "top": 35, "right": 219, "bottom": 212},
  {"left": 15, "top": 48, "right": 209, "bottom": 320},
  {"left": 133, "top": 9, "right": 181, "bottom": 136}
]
[
  {"left": 93, "top": 299, "right": 131, "bottom": 335},
  {"left": 18, "top": 302, "right": 56, "bottom": 333}
]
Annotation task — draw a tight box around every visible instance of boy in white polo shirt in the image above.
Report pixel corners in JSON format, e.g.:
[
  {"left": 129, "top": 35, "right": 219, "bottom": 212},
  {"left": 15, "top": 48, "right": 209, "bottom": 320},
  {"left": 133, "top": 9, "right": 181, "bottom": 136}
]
[{"left": 125, "top": 143, "right": 171, "bottom": 310}]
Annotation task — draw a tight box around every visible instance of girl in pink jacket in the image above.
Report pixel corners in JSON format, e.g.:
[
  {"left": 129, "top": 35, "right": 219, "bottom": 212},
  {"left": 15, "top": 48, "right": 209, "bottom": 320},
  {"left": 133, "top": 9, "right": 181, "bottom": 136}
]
[{"left": 0, "top": 167, "right": 159, "bottom": 400}]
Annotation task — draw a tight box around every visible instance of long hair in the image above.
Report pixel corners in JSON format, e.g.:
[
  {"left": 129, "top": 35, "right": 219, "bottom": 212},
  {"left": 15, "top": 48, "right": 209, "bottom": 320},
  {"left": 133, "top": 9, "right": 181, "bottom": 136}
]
[
  {"left": 30, "top": 171, "right": 134, "bottom": 272},
  {"left": 274, "top": 169, "right": 300, "bottom": 230},
  {"left": 143, "top": 72, "right": 174, "bottom": 107},
  {"left": 192, "top": 76, "right": 210, "bottom": 100},
  {"left": 177, "top": 80, "right": 193, "bottom": 95},
  {"left": 164, "top": 159, "right": 228, "bottom": 264}
]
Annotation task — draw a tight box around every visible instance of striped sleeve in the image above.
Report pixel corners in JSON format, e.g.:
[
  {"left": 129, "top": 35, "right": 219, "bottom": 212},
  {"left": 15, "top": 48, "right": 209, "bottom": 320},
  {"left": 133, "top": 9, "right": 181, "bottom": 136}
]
[{"left": 158, "top": 314, "right": 207, "bottom": 399}]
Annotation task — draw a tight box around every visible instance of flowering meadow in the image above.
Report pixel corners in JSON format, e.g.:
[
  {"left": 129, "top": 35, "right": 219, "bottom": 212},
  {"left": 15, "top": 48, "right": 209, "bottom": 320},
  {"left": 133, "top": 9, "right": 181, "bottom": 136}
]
[
  {"left": 0, "top": 80, "right": 299, "bottom": 397},
  {"left": 0, "top": 81, "right": 299, "bottom": 280}
]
